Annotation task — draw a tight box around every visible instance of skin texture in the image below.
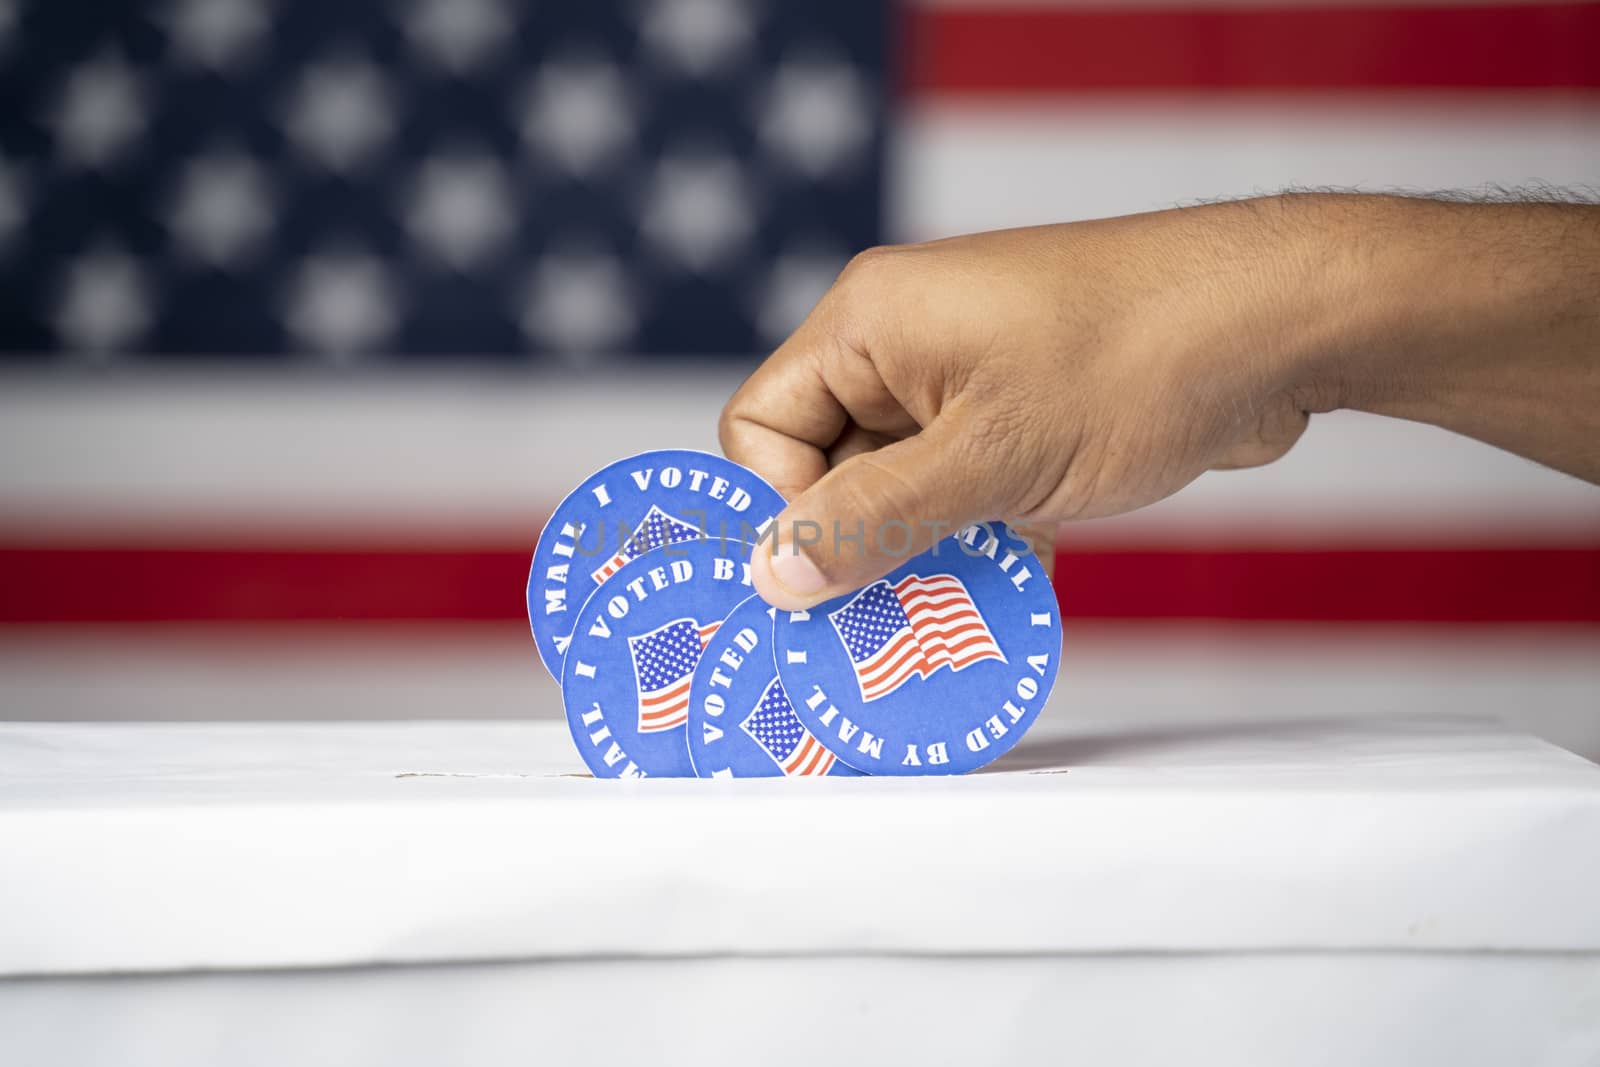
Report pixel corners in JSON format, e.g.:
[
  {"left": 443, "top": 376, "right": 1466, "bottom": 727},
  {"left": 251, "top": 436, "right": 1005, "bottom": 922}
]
[{"left": 719, "top": 193, "right": 1600, "bottom": 610}]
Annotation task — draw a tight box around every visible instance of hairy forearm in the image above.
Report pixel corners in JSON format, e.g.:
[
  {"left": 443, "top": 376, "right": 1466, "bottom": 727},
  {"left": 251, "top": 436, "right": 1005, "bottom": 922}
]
[
  {"left": 1301, "top": 193, "right": 1600, "bottom": 482},
  {"left": 724, "top": 189, "right": 1595, "bottom": 607}
]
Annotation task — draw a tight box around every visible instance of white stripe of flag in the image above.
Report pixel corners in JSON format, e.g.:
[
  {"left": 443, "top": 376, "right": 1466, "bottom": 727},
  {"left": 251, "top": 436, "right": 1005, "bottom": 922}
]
[{"left": 846, "top": 574, "right": 1005, "bottom": 702}]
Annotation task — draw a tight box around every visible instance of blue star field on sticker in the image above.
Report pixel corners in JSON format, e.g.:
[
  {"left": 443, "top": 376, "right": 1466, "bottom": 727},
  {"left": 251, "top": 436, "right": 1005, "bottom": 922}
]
[{"left": 631, "top": 617, "right": 720, "bottom": 735}]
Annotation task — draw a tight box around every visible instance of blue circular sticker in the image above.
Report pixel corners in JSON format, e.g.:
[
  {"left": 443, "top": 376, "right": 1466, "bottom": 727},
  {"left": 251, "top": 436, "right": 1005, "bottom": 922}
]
[
  {"left": 773, "top": 523, "right": 1061, "bottom": 776},
  {"left": 561, "top": 537, "right": 759, "bottom": 778},
  {"left": 687, "top": 595, "right": 864, "bottom": 779},
  {"left": 528, "top": 449, "right": 784, "bottom": 680}
]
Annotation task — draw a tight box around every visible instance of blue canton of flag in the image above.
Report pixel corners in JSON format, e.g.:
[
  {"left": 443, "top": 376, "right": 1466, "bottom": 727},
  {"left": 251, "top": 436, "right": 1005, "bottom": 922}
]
[
  {"left": 591, "top": 505, "right": 702, "bottom": 584},
  {"left": 630, "top": 617, "right": 718, "bottom": 733},
  {"left": 740, "top": 676, "right": 835, "bottom": 776},
  {"left": 0, "top": 1, "right": 888, "bottom": 360},
  {"left": 829, "top": 573, "right": 1005, "bottom": 703}
]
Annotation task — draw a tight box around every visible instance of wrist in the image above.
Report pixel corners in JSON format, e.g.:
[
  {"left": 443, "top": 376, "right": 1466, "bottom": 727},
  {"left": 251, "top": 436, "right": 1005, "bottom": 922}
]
[
  {"left": 1195, "top": 194, "right": 1372, "bottom": 415},
  {"left": 1285, "top": 194, "right": 1599, "bottom": 433}
]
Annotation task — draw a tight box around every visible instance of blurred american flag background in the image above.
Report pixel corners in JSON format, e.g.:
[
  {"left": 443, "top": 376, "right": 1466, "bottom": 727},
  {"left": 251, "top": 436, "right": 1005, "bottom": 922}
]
[{"left": 1, "top": 1, "right": 1596, "bottom": 755}]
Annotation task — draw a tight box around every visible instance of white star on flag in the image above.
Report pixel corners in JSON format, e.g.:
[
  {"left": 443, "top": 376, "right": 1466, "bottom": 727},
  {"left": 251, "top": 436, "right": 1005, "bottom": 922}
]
[
  {"left": 404, "top": 152, "right": 514, "bottom": 271},
  {"left": 282, "top": 58, "right": 397, "bottom": 174},
  {"left": 404, "top": 0, "right": 512, "bottom": 74},
  {"left": 0, "top": 159, "right": 23, "bottom": 253},
  {"left": 284, "top": 252, "right": 398, "bottom": 359},
  {"left": 640, "top": 0, "right": 755, "bottom": 77},
  {"left": 518, "top": 57, "right": 636, "bottom": 178},
  {"left": 638, "top": 150, "right": 756, "bottom": 273},
  {"left": 51, "top": 52, "right": 147, "bottom": 169},
  {"left": 758, "top": 57, "right": 873, "bottom": 179},
  {"left": 519, "top": 250, "right": 637, "bottom": 356},
  {"left": 52, "top": 247, "right": 152, "bottom": 356},
  {"left": 168, "top": 151, "right": 275, "bottom": 268},
  {"left": 0, "top": 0, "right": 19, "bottom": 53},
  {"left": 163, "top": 0, "right": 268, "bottom": 70}
]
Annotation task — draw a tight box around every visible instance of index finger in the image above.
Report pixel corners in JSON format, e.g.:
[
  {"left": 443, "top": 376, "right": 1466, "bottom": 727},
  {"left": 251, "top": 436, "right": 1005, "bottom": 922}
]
[{"left": 718, "top": 332, "right": 845, "bottom": 502}]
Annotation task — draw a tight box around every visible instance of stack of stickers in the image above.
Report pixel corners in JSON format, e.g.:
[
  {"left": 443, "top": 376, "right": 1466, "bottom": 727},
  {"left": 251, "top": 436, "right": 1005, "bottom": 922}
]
[{"left": 528, "top": 450, "right": 1061, "bottom": 778}]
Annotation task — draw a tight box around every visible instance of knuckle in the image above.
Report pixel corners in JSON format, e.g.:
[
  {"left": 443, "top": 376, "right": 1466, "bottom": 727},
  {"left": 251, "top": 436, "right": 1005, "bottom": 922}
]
[
  {"left": 836, "top": 244, "right": 904, "bottom": 295},
  {"left": 716, "top": 404, "right": 741, "bottom": 454},
  {"left": 716, "top": 383, "right": 762, "bottom": 457},
  {"left": 826, "top": 245, "right": 911, "bottom": 339},
  {"left": 845, "top": 244, "right": 899, "bottom": 273}
]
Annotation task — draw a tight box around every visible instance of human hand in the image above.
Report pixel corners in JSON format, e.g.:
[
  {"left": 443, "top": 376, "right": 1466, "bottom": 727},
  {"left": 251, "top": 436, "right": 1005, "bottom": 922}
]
[{"left": 720, "top": 196, "right": 1348, "bottom": 609}]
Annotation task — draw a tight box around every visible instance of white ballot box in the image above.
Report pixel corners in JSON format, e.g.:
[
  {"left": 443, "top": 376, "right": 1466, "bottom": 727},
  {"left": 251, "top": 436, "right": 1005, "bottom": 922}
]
[{"left": 2, "top": 718, "right": 1597, "bottom": 1067}]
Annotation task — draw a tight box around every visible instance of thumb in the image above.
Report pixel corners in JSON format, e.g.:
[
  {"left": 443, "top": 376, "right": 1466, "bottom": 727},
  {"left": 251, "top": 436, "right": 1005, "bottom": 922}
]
[{"left": 750, "top": 419, "right": 1018, "bottom": 610}]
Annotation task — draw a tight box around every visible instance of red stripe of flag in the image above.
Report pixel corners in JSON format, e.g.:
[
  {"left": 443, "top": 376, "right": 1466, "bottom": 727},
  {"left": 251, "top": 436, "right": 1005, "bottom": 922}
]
[
  {"left": 904, "top": 3, "right": 1600, "bottom": 95},
  {"left": 896, "top": 574, "right": 1003, "bottom": 654},
  {"left": 860, "top": 634, "right": 928, "bottom": 697},
  {"left": 856, "top": 574, "right": 1004, "bottom": 698},
  {"left": 1, "top": 542, "right": 1598, "bottom": 624},
  {"left": 641, "top": 678, "right": 691, "bottom": 712},
  {"left": 861, "top": 630, "right": 1003, "bottom": 698},
  {"left": 787, "top": 734, "right": 834, "bottom": 777},
  {"left": 639, "top": 676, "right": 693, "bottom": 731}
]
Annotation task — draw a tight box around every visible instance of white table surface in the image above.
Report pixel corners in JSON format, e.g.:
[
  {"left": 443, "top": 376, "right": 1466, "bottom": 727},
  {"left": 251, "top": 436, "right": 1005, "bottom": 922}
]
[
  {"left": 3, "top": 717, "right": 1598, "bottom": 1067},
  {"left": 3, "top": 716, "right": 1598, "bottom": 976}
]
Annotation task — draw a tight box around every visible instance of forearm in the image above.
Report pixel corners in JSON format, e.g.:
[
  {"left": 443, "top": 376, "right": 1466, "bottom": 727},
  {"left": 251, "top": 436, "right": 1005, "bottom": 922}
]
[{"left": 1302, "top": 194, "right": 1600, "bottom": 482}]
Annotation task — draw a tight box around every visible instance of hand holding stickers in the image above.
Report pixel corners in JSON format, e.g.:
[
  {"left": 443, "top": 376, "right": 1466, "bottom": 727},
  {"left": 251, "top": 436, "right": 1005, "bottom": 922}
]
[{"left": 529, "top": 450, "right": 1061, "bottom": 778}]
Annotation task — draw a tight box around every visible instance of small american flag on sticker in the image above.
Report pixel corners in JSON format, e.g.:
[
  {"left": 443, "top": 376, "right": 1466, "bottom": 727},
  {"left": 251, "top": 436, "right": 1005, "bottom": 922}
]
[
  {"left": 741, "top": 677, "right": 836, "bottom": 776},
  {"left": 630, "top": 617, "right": 719, "bottom": 734},
  {"left": 829, "top": 573, "right": 1005, "bottom": 702},
  {"left": 591, "top": 505, "right": 703, "bottom": 584}
]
